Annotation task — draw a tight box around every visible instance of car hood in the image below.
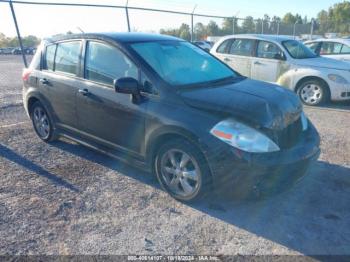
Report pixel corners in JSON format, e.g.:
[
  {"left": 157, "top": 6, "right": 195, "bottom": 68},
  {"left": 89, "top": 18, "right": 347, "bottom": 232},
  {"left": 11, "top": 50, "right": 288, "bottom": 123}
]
[
  {"left": 180, "top": 78, "right": 303, "bottom": 130},
  {"left": 294, "top": 56, "right": 350, "bottom": 71}
]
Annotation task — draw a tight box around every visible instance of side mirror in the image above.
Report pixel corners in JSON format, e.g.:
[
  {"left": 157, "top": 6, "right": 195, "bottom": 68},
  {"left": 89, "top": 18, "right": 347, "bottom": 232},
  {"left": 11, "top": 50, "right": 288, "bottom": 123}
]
[
  {"left": 274, "top": 53, "right": 285, "bottom": 60},
  {"left": 114, "top": 77, "right": 139, "bottom": 95}
]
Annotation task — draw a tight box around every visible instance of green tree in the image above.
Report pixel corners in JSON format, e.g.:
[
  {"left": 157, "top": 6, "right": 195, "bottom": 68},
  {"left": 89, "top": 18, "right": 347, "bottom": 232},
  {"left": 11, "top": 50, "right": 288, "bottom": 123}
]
[
  {"left": 178, "top": 23, "right": 191, "bottom": 40},
  {"left": 194, "top": 22, "right": 207, "bottom": 40},
  {"left": 241, "top": 16, "right": 256, "bottom": 33},
  {"left": 221, "top": 17, "right": 239, "bottom": 34},
  {"left": 316, "top": 9, "right": 329, "bottom": 34},
  {"left": 282, "top": 13, "right": 303, "bottom": 24},
  {"left": 22, "top": 35, "right": 40, "bottom": 47},
  {"left": 206, "top": 20, "right": 220, "bottom": 36},
  {"left": 328, "top": 1, "right": 350, "bottom": 33}
]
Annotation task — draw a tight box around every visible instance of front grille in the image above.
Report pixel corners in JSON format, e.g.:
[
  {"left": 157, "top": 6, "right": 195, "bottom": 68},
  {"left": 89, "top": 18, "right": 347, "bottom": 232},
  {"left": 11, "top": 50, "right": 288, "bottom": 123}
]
[
  {"left": 275, "top": 117, "right": 303, "bottom": 149},
  {"left": 264, "top": 117, "right": 303, "bottom": 150}
]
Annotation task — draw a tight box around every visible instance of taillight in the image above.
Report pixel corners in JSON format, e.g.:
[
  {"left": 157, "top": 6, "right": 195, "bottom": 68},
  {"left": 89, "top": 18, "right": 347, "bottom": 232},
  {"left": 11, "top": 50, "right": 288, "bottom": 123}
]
[{"left": 22, "top": 68, "right": 32, "bottom": 82}]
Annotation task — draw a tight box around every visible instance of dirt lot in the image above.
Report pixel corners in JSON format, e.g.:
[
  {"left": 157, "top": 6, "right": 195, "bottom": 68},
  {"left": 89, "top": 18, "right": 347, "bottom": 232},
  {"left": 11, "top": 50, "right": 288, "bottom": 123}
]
[{"left": 1, "top": 55, "right": 350, "bottom": 257}]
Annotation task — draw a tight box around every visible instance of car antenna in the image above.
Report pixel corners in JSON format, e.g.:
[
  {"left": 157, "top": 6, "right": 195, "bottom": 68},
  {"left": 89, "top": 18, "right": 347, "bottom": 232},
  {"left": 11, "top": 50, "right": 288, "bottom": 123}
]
[{"left": 77, "top": 27, "right": 85, "bottom": 34}]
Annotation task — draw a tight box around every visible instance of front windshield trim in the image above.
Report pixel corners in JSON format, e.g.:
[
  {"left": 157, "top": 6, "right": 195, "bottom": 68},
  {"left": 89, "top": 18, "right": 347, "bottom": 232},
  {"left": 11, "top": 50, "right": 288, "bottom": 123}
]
[
  {"left": 282, "top": 40, "right": 317, "bottom": 59},
  {"left": 129, "top": 40, "right": 238, "bottom": 87}
]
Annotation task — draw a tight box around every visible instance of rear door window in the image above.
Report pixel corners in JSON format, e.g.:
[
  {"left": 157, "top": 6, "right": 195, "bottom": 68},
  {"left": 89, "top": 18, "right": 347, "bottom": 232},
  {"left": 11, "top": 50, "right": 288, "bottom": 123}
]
[
  {"left": 216, "top": 39, "right": 231, "bottom": 54},
  {"left": 229, "top": 39, "right": 254, "bottom": 56},
  {"left": 54, "top": 41, "right": 81, "bottom": 75},
  {"left": 320, "top": 42, "right": 342, "bottom": 55}
]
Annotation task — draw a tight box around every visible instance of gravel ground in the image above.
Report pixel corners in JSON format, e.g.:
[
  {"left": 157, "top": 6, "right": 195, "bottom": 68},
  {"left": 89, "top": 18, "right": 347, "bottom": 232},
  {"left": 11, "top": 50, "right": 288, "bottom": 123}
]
[{"left": 1, "top": 55, "right": 350, "bottom": 257}]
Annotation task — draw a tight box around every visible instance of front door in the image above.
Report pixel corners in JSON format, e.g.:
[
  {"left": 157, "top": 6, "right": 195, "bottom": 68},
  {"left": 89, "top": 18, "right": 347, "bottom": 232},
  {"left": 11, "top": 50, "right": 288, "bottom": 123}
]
[
  {"left": 251, "top": 40, "right": 286, "bottom": 83},
  {"left": 76, "top": 40, "right": 145, "bottom": 154}
]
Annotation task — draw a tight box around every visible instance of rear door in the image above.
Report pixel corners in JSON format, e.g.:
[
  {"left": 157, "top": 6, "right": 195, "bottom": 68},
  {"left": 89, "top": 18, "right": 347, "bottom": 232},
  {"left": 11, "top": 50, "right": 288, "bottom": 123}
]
[
  {"left": 214, "top": 38, "right": 255, "bottom": 77},
  {"left": 75, "top": 40, "right": 146, "bottom": 154},
  {"left": 40, "top": 40, "right": 82, "bottom": 128},
  {"left": 251, "top": 40, "right": 287, "bottom": 83}
]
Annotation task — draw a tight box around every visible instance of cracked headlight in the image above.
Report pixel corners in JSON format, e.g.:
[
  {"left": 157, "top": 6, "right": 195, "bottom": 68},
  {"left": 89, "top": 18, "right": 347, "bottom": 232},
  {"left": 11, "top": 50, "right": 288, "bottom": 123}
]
[{"left": 210, "top": 119, "right": 280, "bottom": 153}]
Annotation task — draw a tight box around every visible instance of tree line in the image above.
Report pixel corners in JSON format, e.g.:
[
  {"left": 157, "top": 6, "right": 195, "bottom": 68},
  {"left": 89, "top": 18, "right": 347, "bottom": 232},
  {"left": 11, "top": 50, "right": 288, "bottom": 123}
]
[
  {"left": 0, "top": 33, "right": 40, "bottom": 48},
  {"left": 160, "top": 1, "right": 350, "bottom": 40}
]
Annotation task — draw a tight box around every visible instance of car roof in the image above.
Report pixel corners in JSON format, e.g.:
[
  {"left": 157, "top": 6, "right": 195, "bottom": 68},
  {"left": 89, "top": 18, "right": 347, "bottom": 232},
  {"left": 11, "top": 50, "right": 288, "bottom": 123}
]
[
  {"left": 305, "top": 38, "right": 350, "bottom": 45},
  {"left": 219, "top": 34, "right": 295, "bottom": 43},
  {"left": 47, "top": 32, "right": 182, "bottom": 44}
]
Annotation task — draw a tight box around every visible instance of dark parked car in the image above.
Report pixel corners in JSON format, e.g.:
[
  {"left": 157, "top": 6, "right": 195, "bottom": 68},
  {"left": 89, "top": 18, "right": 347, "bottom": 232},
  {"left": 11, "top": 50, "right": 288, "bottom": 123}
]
[
  {"left": 12, "top": 47, "right": 36, "bottom": 55},
  {"left": 1, "top": 47, "right": 14, "bottom": 55},
  {"left": 22, "top": 33, "right": 320, "bottom": 202}
]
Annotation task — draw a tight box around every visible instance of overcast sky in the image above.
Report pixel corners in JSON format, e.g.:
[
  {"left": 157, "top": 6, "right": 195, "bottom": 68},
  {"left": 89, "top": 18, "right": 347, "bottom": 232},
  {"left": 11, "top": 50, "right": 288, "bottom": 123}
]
[{"left": 0, "top": 0, "right": 342, "bottom": 37}]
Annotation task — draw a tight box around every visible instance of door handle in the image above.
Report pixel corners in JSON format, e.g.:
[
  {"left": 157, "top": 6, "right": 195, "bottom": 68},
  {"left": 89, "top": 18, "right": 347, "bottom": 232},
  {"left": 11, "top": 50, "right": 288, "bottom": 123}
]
[
  {"left": 254, "top": 61, "right": 262, "bottom": 65},
  {"left": 39, "top": 78, "right": 50, "bottom": 85},
  {"left": 224, "top": 57, "right": 231, "bottom": 62},
  {"left": 78, "top": 88, "right": 90, "bottom": 96}
]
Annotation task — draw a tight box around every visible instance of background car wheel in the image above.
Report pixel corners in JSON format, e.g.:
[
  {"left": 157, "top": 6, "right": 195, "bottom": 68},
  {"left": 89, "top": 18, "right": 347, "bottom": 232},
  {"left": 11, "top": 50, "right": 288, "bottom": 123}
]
[
  {"left": 155, "top": 138, "right": 211, "bottom": 202},
  {"left": 30, "top": 101, "right": 57, "bottom": 142},
  {"left": 297, "top": 79, "right": 329, "bottom": 106}
]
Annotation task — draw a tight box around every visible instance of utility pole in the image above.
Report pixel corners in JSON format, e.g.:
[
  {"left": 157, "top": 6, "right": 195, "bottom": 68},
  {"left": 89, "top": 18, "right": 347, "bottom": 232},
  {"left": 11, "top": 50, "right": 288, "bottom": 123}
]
[
  {"left": 9, "top": 0, "right": 27, "bottom": 68},
  {"left": 191, "top": 4, "right": 197, "bottom": 42},
  {"left": 293, "top": 21, "right": 298, "bottom": 39},
  {"left": 125, "top": 0, "right": 130, "bottom": 32}
]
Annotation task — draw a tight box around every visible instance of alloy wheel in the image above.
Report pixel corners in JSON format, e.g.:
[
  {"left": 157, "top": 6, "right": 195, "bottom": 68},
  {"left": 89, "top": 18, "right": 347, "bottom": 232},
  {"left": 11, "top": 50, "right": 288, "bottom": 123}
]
[
  {"left": 33, "top": 106, "right": 51, "bottom": 139},
  {"left": 300, "top": 83, "right": 323, "bottom": 105},
  {"left": 160, "top": 149, "right": 201, "bottom": 198}
]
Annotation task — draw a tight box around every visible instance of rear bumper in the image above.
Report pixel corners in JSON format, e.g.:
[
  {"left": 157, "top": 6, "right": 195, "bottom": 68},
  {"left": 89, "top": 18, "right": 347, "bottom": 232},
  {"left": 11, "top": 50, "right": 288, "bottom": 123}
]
[{"left": 205, "top": 121, "right": 320, "bottom": 197}]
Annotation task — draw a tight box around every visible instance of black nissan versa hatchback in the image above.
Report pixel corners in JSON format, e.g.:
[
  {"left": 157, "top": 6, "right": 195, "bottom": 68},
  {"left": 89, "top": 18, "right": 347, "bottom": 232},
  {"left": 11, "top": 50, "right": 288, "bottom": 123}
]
[{"left": 22, "top": 33, "right": 320, "bottom": 201}]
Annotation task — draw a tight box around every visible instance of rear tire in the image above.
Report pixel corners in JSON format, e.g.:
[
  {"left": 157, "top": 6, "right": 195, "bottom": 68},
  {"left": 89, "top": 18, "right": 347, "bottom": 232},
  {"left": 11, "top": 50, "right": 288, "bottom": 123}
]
[
  {"left": 30, "top": 101, "right": 57, "bottom": 142},
  {"left": 155, "top": 138, "right": 211, "bottom": 202},
  {"left": 297, "top": 79, "right": 329, "bottom": 106}
]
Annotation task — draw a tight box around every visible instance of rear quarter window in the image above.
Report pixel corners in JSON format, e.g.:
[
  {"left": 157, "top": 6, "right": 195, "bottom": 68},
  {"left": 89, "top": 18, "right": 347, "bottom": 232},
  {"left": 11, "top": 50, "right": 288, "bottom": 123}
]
[
  {"left": 45, "top": 44, "right": 56, "bottom": 71},
  {"left": 216, "top": 39, "right": 231, "bottom": 54},
  {"left": 341, "top": 44, "right": 350, "bottom": 54}
]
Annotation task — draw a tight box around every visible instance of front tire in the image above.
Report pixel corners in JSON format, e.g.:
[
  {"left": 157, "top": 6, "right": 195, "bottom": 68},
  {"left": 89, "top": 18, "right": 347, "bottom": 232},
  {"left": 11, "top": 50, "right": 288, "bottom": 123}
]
[
  {"left": 30, "top": 101, "right": 57, "bottom": 142},
  {"left": 297, "top": 79, "right": 329, "bottom": 106},
  {"left": 155, "top": 138, "right": 211, "bottom": 202}
]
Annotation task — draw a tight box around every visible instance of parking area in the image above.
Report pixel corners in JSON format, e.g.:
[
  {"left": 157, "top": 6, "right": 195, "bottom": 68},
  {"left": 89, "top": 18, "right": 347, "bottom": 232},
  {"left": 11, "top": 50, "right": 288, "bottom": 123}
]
[{"left": 1, "top": 55, "right": 350, "bottom": 256}]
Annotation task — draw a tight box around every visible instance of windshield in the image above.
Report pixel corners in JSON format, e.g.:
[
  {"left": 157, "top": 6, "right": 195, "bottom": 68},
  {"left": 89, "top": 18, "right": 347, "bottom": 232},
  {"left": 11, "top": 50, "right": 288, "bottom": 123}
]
[
  {"left": 282, "top": 40, "right": 317, "bottom": 59},
  {"left": 130, "top": 41, "right": 237, "bottom": 86}
]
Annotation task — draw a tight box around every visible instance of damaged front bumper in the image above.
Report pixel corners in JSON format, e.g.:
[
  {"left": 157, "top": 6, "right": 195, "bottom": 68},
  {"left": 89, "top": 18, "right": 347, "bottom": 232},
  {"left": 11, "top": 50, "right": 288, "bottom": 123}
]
[{"left": 205, "top": 121, "right": 320, "bottom": 198}]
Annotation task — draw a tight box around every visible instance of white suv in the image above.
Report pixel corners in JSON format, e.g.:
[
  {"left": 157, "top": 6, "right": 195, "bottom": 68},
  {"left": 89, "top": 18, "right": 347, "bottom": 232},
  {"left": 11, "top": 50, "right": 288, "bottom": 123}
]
[{"left": 211, "top": 34, "right": 350, "bottom": 106}]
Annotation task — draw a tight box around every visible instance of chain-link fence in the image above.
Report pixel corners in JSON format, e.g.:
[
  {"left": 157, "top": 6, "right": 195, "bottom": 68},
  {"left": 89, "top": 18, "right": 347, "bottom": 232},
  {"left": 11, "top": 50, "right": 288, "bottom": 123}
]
[{"left": 1, "top": 0, "right": 350, "bottom": 68}]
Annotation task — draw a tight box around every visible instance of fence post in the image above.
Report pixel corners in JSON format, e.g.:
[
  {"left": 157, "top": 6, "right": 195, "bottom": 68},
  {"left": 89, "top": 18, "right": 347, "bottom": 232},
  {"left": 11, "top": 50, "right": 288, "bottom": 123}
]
[
  {"left": 232, "top": 17, "right": 236, "bottom": 35},
  {"left": 9, "top": 0, "right": 28, "bottom": 68},
  {"left": 191, "top": 5, "right": 197, "bottom": 42},
  {"left": 191, "top": 14, "right": 194, "bottom": 42},
  {"left": 277, "top": 22, "right": 280, "bottom": 35},
  {"left": 293, "top": 21, "right": 297, "bottom": 39},
  {"left": 310, "top": 19, "right": 314, "bottom": 40}
]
